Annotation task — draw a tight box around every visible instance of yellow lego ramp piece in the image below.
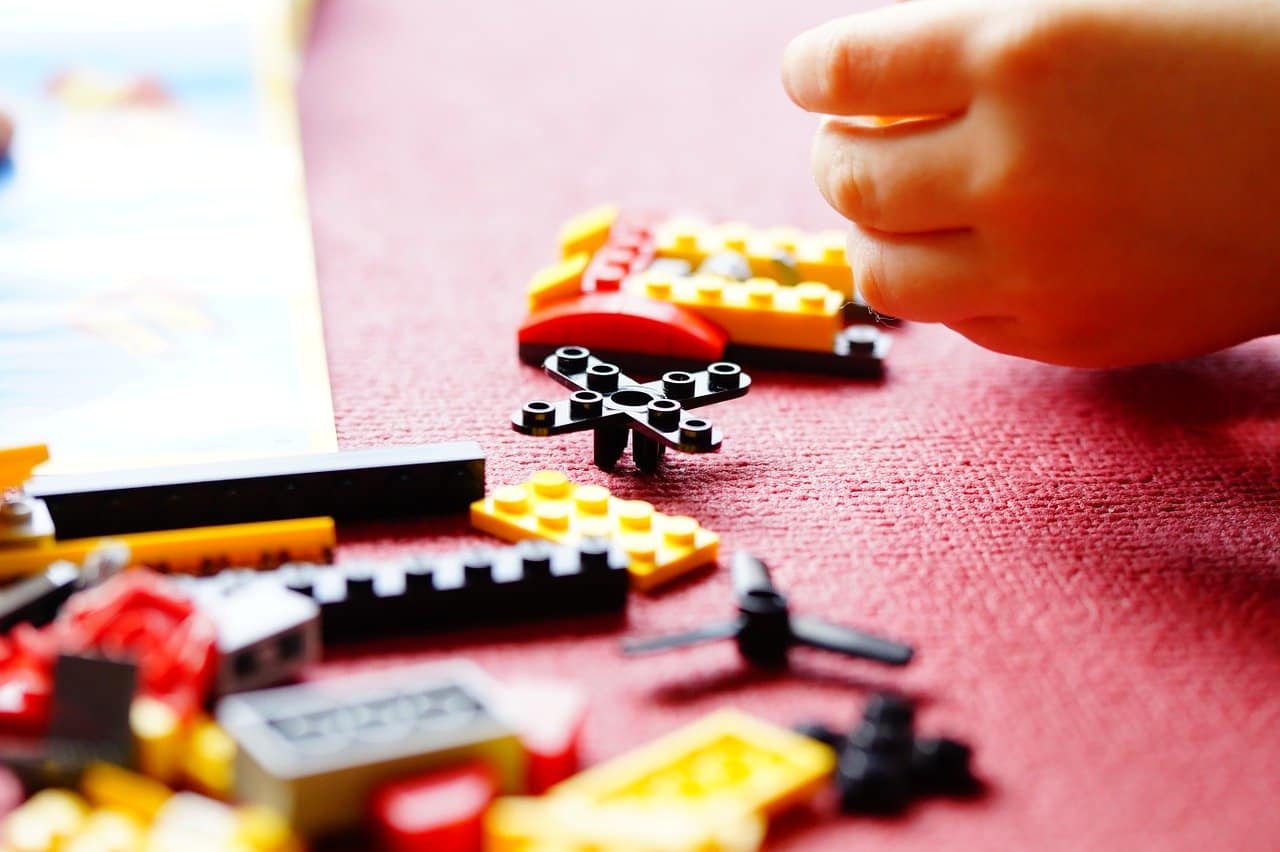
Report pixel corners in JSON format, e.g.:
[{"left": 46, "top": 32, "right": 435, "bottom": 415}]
[
  {"left": 0, "top": 444, "right": 49, "bottom": 489},
  {"left": 549, "top": 708, "right": 834, "bottom": 819},
  {"left": 485, "top": 795, "right": 766, "bottom": 852},
  {"left": 559, "top": 205, "right": 619, "bottom": 259},
  {"left": 0, "top": 516, "right": 336, "bottom": 580},
  {"left": 627, "top": 271, "right": 844, "bottom": 353},
  {"left": 527, "top": 252, "right": 590, "bottom": 311},
  {"left": 470, "top": 471, "right": 717, "bottom": 592}
]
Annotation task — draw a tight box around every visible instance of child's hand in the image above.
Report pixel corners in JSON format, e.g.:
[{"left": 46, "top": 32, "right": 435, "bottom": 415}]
[{"left": 782, "top": 0, "right": 1280, "bottom": 367}]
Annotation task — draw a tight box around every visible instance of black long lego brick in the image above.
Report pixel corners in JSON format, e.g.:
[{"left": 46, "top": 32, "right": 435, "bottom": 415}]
[
  {"left": 177, "top": 539, "right": 629, "bottom": 644},
  {"left": 28, "top": 442, "right": 486, "bottom": 539}
]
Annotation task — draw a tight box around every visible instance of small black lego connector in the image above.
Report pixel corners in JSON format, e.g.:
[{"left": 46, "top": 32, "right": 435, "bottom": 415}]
[
  {"left": 513, "top": 345, "right": 751, "bottom": 473},
  {"left": 621, "top": 550, "right": 913, "bottom": 668},
  {"left": 795, "top": 692, "right": 979, "bottom": 816}
]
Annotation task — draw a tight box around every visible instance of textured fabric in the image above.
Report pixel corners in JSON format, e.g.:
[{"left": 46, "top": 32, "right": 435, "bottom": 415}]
[{"left": 299, "top": 1, "right": 1280, "bottom": 849}]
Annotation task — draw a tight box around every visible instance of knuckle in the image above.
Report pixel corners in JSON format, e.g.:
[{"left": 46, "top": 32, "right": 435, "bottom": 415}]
[{"left": 816, "top": 132, "right": 884, "bottom": 226}]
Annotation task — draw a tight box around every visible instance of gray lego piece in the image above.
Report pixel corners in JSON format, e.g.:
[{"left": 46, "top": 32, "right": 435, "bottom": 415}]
[
  {"left": 218, "top": 659, "right": 524, "bottom": 836},
  {"left": 191, "top": 582, "right": 322, "bottom": 696}
]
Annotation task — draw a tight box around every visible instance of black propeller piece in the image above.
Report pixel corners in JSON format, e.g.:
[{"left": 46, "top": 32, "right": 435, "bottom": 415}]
[{"left": 621, "top": 551, "right": 913, "bottom": 668}]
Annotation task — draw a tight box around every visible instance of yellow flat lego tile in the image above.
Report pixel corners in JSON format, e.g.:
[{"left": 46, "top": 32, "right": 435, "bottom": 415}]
[
  {"left": 548, "top": 708, "right": 835, "bottom": 819},
  {"left": 0, "top": 444, "right": 49, "bottom": 489},
  {"left": 528, "top": 252, "right": 590, "bottom": 311},
  {"left": 626, "top": 271, "right": 844, "bottom": 353},
  {"left": 559, "top": 205, "right": 619, "bottom": 259},
  {"left": 0, "top": 517, "right": 336, "bottom": 580},
  {"left": 470, "top": 471, "right": 717, "bottom": 592},
  {"left": 485, "top": 796, "right": 765, "bottom": 852}
]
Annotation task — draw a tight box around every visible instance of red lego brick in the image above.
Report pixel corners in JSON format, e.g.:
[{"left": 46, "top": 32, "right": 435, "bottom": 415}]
[
  {"left": 502, "top": 679, "right": 589, "bottom": 794},
  {"left": 59, "top": 570, "right": 216, "bottom": 718},
  {"left": 518, "top": 291, "right": 728, "bottom": 364},
  {"left": 0, "top": 625, "right": 54, "bottom": 735},
  {"left": 369, "top": 760, "right": 499, "bottom": 852}
]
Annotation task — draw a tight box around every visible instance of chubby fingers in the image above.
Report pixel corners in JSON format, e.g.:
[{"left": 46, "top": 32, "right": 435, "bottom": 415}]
[
  {"left": 812, "top": 116, "right": 974, "bottom": 233},
  {"left": 848, "top": 227, "right": 1001, "bottom": 323},
  {"left": 782, "top": 1, "right": 981, "bottom": 117}
]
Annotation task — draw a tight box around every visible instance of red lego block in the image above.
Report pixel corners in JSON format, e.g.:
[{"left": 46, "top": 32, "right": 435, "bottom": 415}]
[
  {"left": 58, "top": 570, "right": 216, "bottom": 718},
  {"left": 0, "top": 625, "right": 55, "bottom": 735},
  {"left": 582, "top": 218, "right": 657, "bottom": 293},
  {"left": 518, "top": 291, "right": 728, "bottom": 364},
  {"left": 501, "top": 679, "right": 589, "bottom": 794},
  {"left": 369, "top": 760, "right": 498, "bottom": 852}
]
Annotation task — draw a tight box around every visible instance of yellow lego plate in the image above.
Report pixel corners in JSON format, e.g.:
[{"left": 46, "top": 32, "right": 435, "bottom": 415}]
[
  {"left": 548, "top": 708, "right": 835, "bottom": 819},
  {"left": 470, "top": 471, "right": 717, "bottom": 592},
  {"left": 626, "top": 271, "right": 844, "bottom": 353},
  {"left": 0, "top": 444, "right": 50, "bottom": 490}
]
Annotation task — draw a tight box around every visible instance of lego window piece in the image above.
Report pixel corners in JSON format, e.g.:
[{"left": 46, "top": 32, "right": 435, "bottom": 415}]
[
  {"left": 548, "top": 708, "right": 834, "bottom": 819},
  {"left": 175, "top": 538, "right": 629, "bottom": 645},
  {"left": 471, "top": 471, "right": 717, "bottom": 592},
  {"left": 622, "top": 550, "right": 913, "bottom": 668},
  {"left": 795, "top": 693, "right": 980, "bottom": 815},
  {"left": 28, "top": 442, "right": 486, "bottom": 539},
  {"left": 217, "top": 659, "right": 525, "bottom": 837},
  {"left": 514, "top": 346, "right": 751, "bottom": 473}
]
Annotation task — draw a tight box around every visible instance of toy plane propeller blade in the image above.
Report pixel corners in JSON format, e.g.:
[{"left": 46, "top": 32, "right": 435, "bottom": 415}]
[
  {"left": 790, "top": 615, "right": 913, "bottom": 666},
  {"left": 620, "top": 618, "right": 743, "bottom": 655}
]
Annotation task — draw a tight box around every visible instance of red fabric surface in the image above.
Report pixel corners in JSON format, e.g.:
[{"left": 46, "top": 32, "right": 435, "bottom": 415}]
[{"left": 298, "top": 2, "right": 1280, "bottom": 849}]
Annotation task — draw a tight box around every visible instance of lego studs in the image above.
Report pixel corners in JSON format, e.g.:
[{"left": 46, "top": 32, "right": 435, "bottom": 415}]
[{"left": 512, "top": 346, "right": 751, "bottom": 473}]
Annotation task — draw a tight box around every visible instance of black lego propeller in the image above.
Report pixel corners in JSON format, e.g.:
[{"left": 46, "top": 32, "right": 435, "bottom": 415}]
[{"left": 621, "top": 550, "right": 913, "bottom": 667}]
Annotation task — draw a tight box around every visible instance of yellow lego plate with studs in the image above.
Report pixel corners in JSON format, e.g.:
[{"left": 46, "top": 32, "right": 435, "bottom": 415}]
[
  {"left": 625, "top": 270, "right": 844, "bottom": 353},
  {"left": 547, "top": 708, "right": 835, "bottom": 818},
  {"left": 0, "top": 517, "right": 336, "bottom": 580},
  {"left": 559, "top": 205, "right": 620, "bottom": 259},
  {"left": 470, "top": 471, "right": 717, "bottom": 592},
  {"left": 0, "top": 444, "right": 50, "bottom": 490},
  {"left": 653, "top": 218, "right": 853, "bottom": 296}
]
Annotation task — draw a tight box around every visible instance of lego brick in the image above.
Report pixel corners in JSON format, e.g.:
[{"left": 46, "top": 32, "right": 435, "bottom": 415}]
[
  {"left": 218, "top": 659, "right": 525, "bottom": 837},
  {"left": 0, "top": 624, "right": 55, "bottom": 735},
  {"left": 0, "top": 444, "right": 50, "bottom": 489},
  {"left": 59, "top": 570, "right": 217, "bottom": 718},
  {"left": 472, "top": 471, "right": 717, "bottom": 591},
  {"left": 581, "top": 221, "right": 657, "bottom": 294},
  {"left": 497, "top": 679, "right": 589, "bottom": 794},
  {"left": 549, "top": 709, "right": 834, "bottom": 817},
  {"left": 174, "top": 538, "right": 628, "bottom": 645},
  {"left": 369, "top": 760, "right": 498, "bottom": 852},
  {"left": 0, "top": 517, "right": 337, "bottom": 581},
  {"left": 626, "top": 270, "right": 845, "bottom": 353},
  {"left": 654, "top": 219, "right": 854, "bottom": 295},
  {"left": 81, "top": 762, "right": 172, "bottom": 823},
  {"left": 0, "top": 562, "right": 81, "bottom": 631},
  {"left": 132, "top": 697, "right": 184, "bottom": 784},
  {"left": 484, "top": 795, "right": 766, "bottom": 852},
  {"left": 47, "top": 655, "right": 137, "bottom": 756},
  {"left": 723, "top": 325, "right": 888, "bottom": 379},
  {"left": 518, "top": 291, "right": 728, "bottom": 366},
  {"left": 180, "top": 717, "right": 237, "bottom": 799},
  {"left": 0, "top": 789, "right": 90, "bottom": 851},
  {"left": 514, "top": 346, "right": 751, "bottom": 473},
  {"left": 558, "top": 205, "right": 618, "bottom": 259},
  {"left": 187, "top": 581, "right": 321, "bottom": 696},
  {"left": 527, "top": 251, "right": 591, "bottom": 311},
  {"left": 28, "top": 442, "right": 486, "bottom": 539},
  {"left": 0, "top": 444, "right": 55, "bottom": 550}
]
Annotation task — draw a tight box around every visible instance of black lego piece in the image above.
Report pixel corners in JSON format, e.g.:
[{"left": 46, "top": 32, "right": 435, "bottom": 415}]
[
  {"left": 175, "top": 538, "right": 630, "bottom": 644},
  {"left": 27, "top": 442, "right": 486, "bottom": 539},
  {"left": 0, "top": 562, "right": 81, "bottom": 632},
  {"left": 0, "top": 654, "right": 138, "bottom": 787},
  {"left": 513, "top": 346, "right": 751, "bottom": 473},
  {"left": 621, "top": 550, "right": 913, "bottom": 668},
  {"left": 795, "top": 693, "right": 979, "bottom": 815},
  {"left": 724, "top": 325, "right": 889, "bottom": 379}
]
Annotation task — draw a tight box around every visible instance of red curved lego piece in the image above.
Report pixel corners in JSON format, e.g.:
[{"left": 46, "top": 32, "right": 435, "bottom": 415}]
[{"left": 519, "top": 291, "right": 727, "bottom": 360}]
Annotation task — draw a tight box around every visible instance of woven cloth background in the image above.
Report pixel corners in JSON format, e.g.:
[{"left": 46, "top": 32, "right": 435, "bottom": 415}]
[{"left": 298, "top": 1, "right": 1280, "bottom": 849}]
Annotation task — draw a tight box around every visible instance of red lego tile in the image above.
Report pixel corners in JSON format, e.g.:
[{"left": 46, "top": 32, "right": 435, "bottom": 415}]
[{"left": 369, "top": 760, "right": 499, "bottom": 852}]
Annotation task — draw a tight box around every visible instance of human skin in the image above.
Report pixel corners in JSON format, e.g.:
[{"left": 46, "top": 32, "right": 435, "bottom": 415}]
[{"left": 782, "top": 0, "right": 1280, "bottom": 367}]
